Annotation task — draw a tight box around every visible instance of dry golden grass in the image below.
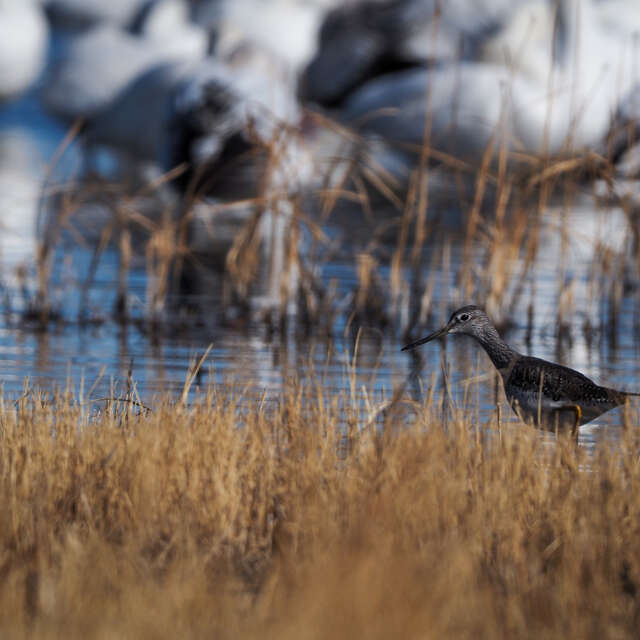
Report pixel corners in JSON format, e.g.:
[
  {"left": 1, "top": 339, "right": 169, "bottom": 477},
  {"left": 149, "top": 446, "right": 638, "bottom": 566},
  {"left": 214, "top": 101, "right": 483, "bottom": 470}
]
[{"left": 0, "top": 382, "right": 639, "bottom": 638}]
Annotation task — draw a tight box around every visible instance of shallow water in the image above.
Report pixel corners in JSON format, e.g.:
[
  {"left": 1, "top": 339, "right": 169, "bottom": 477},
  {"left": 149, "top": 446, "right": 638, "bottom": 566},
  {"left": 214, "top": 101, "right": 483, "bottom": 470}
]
[{"left": 1, "top": 92, "right": 640, "bottom": 451}]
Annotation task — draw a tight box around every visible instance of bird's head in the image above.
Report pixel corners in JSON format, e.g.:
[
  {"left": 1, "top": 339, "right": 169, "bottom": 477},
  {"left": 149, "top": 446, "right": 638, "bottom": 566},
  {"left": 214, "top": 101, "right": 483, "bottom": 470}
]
[{"left": 401, "top": 305, "right": 490, "bottom": 351}]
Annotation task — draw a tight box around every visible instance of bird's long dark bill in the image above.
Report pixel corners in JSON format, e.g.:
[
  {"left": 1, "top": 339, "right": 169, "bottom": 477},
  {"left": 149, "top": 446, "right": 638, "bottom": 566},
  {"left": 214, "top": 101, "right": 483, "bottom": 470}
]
[{"left": 401, "top": 325, "right": 449, "bottom": 351}]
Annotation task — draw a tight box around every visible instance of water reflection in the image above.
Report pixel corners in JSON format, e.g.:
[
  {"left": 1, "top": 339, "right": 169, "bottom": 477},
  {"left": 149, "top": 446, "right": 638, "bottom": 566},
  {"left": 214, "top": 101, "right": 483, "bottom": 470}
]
[{"left": 0, "top": 276, "right": 633, "bottom": 455}]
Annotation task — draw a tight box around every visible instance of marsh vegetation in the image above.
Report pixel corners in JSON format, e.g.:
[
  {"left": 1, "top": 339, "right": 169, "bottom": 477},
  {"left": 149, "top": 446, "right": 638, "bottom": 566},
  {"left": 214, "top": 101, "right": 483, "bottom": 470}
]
[
  {"left": 3, "top": 2, "right": 640, "bottom": 635},
  {"left": 2, "top": 380, "right": 640, "bottom": 637}
]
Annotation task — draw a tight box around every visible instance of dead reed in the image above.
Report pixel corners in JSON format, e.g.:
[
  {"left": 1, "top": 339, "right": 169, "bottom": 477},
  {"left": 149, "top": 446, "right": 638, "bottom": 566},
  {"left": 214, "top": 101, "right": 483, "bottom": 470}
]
[
  {"left": 1, "top": 380, "right": 640, "bottom": 638},
  {"left": 27, "top": 93, "right": 639, "bottom": 342}
]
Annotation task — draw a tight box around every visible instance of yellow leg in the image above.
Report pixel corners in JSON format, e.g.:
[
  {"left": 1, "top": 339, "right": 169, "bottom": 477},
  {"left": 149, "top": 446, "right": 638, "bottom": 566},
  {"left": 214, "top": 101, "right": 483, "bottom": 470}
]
[{"left": 570, "top": 405, "right": 582, "bottom": 440}]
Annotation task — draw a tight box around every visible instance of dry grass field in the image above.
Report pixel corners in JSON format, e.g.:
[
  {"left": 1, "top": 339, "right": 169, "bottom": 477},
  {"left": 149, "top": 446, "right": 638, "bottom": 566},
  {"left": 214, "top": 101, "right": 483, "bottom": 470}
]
[{"left": 0, "top": 381, "right": 639, "bottom": 638}]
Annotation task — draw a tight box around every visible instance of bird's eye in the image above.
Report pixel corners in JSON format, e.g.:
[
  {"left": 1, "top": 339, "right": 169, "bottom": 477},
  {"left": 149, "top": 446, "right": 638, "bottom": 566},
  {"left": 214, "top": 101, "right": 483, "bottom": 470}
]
[{"left": 459, "top": 313, "right": 469, "bottom": 322}]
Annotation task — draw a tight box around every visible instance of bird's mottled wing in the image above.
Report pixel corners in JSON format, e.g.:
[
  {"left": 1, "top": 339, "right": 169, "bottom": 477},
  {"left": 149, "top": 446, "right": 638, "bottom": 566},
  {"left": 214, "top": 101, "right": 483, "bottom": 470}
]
[
  {"left": 508, "top": 356, "right": 625, "bottom": 408},
  {"left": 507, "top": 356, "right": 592, "bottom": 395}
]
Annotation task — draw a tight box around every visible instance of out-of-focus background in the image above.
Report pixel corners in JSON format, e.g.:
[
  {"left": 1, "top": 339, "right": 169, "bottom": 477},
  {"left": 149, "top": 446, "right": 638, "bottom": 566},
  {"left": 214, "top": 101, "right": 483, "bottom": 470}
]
[{"left": 1, "top": 0, "right": 640, "bottom": 438}]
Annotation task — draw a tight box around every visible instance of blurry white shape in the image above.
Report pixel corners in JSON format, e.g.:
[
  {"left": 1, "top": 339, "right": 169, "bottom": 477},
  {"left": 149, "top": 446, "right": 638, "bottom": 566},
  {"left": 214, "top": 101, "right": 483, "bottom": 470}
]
[
  {"left": 427, "top": 0, "right": 537, "bottom": 38},
  {"left": 0, "top": 130, "right": 42, "bottom": 282},
  {"left": 479, "top": 2, "right": 556, "bottom": 81},
  {"left": 533, "top": 197, "right": 631, "bottom": 324},
  {"left": 343, "top": 0, "right": 638, "bottom": 161},
  {"left": 596, "top": 0, "right": 640, "bottom": 37},
  {"left": 225, "top": 47, "right": 302, "bottom": 134},
  {"left": 43, "top": 24, "right": 206, "bottom": 121},
  {"left": 87, "top": 51, "right": 303, "bottom": 166},
  {"left": 44, "top": 26, "right": 161, "bottom": 120},
  {"left": 398, "top": 22, "right": 464, "bottom": 64},
  {"left": 138, "top": 0, "right": 209, "bottom": 61},
  {"left": 481, "top": 0, "right": 640, "bottom": 81},
  {"left": 0, "top": 0, "right": 48, "bottom": 101},
  {"left": 216, "top": 0, "right": 324, "bottom": 72}
]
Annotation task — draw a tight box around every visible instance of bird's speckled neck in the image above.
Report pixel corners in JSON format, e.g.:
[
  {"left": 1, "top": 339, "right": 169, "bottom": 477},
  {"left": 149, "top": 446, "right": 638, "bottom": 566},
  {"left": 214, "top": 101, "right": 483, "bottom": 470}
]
[{"left": 472, "top": 323, "right": 518, "bottom": 373}]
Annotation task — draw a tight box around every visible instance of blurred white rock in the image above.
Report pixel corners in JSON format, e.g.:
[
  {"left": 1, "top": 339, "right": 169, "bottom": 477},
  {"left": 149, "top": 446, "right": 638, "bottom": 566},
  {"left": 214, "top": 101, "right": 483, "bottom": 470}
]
[{"left": 0, "top": 0, "right": 48, "bottom": 102}]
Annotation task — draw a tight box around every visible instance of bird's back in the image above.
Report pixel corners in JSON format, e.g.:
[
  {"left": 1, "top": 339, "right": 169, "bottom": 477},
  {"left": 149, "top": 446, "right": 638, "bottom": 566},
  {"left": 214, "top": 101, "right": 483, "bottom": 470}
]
[{"left": 502, "top": 355, "right": 628, "bottom": 429}]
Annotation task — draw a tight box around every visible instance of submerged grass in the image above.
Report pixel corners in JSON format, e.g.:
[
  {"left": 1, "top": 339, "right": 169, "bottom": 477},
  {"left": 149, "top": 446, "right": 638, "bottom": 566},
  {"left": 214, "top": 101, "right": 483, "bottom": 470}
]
[{"left": 1, "top": 382, "right": 640, "bottom": 638}]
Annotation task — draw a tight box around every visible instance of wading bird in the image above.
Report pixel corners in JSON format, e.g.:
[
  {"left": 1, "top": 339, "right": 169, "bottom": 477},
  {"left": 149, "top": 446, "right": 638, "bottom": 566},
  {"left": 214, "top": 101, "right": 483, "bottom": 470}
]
[{"left": 402, "top": 305, "right": 639, "bottom": 434}]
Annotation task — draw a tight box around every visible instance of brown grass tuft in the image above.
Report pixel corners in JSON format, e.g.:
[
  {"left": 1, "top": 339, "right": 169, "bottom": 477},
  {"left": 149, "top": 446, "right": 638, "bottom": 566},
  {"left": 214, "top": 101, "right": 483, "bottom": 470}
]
[{"left": 0, "top": 383, "right": 639, "bottom": 637}]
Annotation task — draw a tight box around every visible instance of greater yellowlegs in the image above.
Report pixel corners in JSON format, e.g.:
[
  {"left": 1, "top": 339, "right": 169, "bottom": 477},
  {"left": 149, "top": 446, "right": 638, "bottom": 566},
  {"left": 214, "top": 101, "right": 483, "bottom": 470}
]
[{"left": 402, "top": 305, "right": 639, "bottom": 433}]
